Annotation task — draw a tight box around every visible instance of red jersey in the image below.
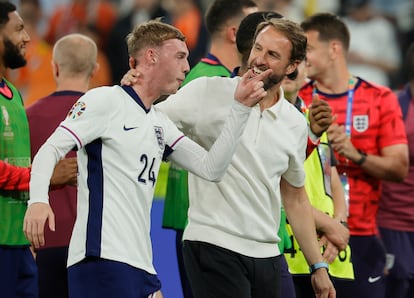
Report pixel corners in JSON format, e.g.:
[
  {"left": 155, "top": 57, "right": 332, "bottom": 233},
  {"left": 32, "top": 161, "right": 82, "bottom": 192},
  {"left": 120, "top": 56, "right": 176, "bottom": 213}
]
[
  {"left": 0, "top": 160, "right": 29, "bottom": 191},
  {"left": 300, "top": 78, "right": 407, "bottom": 235}
]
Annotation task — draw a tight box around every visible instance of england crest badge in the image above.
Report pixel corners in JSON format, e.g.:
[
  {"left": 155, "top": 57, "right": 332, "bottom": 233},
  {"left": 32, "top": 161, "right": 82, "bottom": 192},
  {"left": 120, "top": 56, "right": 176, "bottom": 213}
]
[
  {"left": 353, "top": 115, "right": 369, "bottom": 132},
  {"left": 154, "top": 126, "right": 165, "bottom": 149}
]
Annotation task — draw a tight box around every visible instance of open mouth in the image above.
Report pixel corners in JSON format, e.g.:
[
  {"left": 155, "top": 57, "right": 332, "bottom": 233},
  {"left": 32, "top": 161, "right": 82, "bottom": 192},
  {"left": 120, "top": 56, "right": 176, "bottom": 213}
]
[
  {"left": 252, "top": 66, "right": 264, "bottom": 75},
  {"left": 251, "top": 66, "right": 270, "bottom": 77}
]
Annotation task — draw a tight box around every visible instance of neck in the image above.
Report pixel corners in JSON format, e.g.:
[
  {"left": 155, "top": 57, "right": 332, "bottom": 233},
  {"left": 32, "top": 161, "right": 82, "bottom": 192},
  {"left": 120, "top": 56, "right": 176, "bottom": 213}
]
[
  {"left": 260, "top": 85, "right": 281, "bottom": 111},
  {"left": 284, "top": 90, "right": 298, "bottom": 104},
  {"left": 128, "top": 65, "right": 161, "bottom": 109},
  {"left": 209, "top": 40, "right": 239, "bottom": 71},
  {"left": 131, "top": 84, "right": 159, "bottom": 110},
  {"left": 56, "top": 77, "right": 90, "bottom": 93},
  {"left": 314, "top": 71, "right": 353, "bottom": 94}
]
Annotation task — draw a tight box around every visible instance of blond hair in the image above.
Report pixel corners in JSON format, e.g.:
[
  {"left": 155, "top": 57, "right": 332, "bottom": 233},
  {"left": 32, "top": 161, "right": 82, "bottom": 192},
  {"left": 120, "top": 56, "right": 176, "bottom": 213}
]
[
  {"left": 53, "top": 33, "right": 98, "bottom": 78},
  {"left": 126, "top": 19, "right": 185, "bottom": 57}
]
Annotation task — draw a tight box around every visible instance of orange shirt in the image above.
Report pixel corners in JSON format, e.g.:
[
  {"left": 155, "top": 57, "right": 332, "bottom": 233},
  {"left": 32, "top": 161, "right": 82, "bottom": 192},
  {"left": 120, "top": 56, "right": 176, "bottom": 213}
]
[
  {"left": 44, "top": 2, "right": 117, "bottom": 48},
  {"left": 90, "top": 52, "right": 111, "bottom": 89},
  {"left": 173, "top": 6, "right": 202, "bottom": 50},
  {"left": 7, "top": 38, "right": 55, "bottom": 107}
]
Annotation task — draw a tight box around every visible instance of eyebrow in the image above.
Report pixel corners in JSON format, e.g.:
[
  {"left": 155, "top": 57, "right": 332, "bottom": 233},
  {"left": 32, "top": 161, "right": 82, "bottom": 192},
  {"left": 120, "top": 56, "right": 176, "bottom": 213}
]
[{"left": 176, "top": 51, "right": 188, "bottom": 57}]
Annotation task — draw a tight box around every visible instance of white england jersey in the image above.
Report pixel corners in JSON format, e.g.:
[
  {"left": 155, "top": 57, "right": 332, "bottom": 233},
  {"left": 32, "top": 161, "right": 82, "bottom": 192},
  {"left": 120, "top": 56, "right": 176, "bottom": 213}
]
[
  {"left": 29, "top": 84, "right": 252, "bottom": 274},
  {"left": 63, "top": 85, "right": 184, "bottom": 273}
]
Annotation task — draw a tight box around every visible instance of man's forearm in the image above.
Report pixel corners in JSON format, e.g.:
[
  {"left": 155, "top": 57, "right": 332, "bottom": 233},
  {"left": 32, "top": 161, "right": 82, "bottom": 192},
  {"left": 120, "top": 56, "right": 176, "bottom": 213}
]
[{"left": 0, "top": 160, "right": 30, "bottom": 191}]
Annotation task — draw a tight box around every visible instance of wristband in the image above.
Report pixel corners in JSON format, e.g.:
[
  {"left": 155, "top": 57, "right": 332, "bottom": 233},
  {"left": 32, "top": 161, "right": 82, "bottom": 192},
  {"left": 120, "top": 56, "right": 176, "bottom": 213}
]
[
  {"left": 354, "top": 149, "right": 367, "bottom": 165},
  {"left": 309, "top": 262, "right": 329, "bottom": 275},
  {"left": 340, "top": 220, "right": 349, "bottom": 229}
]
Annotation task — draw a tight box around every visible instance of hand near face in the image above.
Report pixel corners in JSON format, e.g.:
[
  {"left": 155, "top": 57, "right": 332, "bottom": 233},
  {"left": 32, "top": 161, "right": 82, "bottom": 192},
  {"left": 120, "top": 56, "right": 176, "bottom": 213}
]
[
  {"left": 120, "top": 69, "right": 139, "bottom": 86},
  {"left": 234, "top": 69, "right": 272, "bottom": 107},
  {"left": 308, "top": 93, "right": 333, "bottom": 137}
]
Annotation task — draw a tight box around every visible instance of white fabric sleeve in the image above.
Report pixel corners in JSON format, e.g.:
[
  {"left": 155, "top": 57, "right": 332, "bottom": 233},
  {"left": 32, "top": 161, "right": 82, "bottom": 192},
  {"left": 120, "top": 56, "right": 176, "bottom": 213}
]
[
  {"left": 308, "top": 125, "right": 320, "bottom": 144},
  {"left": 282, "top": 124, "right": 308, "bottom": 188},
  {"left": 28, "top": 128, "right": 77, "bottom": 205},
  {"left": 169, "top": 100, "right": 250, "bottom": 182}
]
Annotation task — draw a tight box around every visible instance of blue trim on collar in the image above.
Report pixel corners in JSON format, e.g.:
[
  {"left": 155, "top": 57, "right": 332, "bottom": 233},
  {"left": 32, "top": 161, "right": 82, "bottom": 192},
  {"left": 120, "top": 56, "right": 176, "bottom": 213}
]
[
  {"left": 121, "top": 85, "right": 150, "bottom": 113},
  {"left": 231, "top": 66, "right": 241, "bottom": 78}
]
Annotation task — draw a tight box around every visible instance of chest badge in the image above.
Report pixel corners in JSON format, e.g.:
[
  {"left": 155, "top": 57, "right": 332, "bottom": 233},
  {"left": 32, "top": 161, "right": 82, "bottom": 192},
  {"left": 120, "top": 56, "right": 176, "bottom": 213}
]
[{"left": 353, "top": 115, "right": 369, "bottom": 133}]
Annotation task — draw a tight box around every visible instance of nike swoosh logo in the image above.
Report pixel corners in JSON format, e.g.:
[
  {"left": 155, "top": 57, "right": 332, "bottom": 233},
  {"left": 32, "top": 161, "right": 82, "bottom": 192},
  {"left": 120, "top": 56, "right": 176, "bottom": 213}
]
[
  {"left": 368, "top": 276, "right": 381, "bottom": 283},
  {"left": 123, "top": 125, "right": 138, "bottom": 131}
]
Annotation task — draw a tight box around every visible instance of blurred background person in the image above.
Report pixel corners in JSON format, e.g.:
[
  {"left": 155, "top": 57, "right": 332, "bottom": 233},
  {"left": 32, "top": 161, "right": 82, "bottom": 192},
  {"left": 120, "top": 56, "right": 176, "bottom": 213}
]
[
  {"left": 7, "top": 0, "right": 55, "bottom": 107},
  {"left": 342, "top": 0, "right": 401, "bottom": 88},
  {"left": 377, "top": 41, "right": 414, "bottom": 298},
  {"left": 43, "top": 0, "right": 117, "bottom": 51},
  {"left": 162, "top": 0, "right": 207, "bottom": 68},
  {"left": 254, "top": 0, "right": 340, "bottom": 23},
  {"left": 26, "top": 33, "right": 98, "bottom": 298},
  {"left": 107, "top": 0, "right": 170, "bottom": 84}
]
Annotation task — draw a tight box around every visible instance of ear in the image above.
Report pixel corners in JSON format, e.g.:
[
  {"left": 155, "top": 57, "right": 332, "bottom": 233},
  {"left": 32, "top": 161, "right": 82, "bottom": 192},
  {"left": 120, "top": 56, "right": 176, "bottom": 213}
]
[
  {"left": 129, "top": 57, "right": 137, "bottom": 69},
  {"left": 51, "top": 60, "right": 59, "bottom": 78},
  {"left": 226, "top": 25, "right": 238, "bottom": 43},
  {"left": 90, "top": 62, "right": 100, "bottom": 78},
  {"left": 286, "top": 60, "right": 299, "bottom": 77},
  {"left": 148, "top": 48, "right": 158, "bottom": 64},
  {"left": 329, "top": 40, "right": 342, "bottom": 59}
]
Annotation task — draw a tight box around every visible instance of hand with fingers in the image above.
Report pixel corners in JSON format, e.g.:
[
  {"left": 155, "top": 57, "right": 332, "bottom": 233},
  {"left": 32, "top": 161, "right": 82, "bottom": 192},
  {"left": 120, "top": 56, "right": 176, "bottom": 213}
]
[
  {"left": 319, "top": 235, "right": 340, "bottom": 264},
  {"left": 234, "top": 69, "right": 272, "bottom": 107},
  {"left": 308, "top": 93, "right": 333, "bottom": 137},
  {"left": 50, "top": 157, "right": 78, "bottom": 187},
  {"left": 311, "top": 268, "right": 337, "bottom": 298},
  {"left": 120, "top": 68, "right": 140, "bottom": 86},
  {"left": 23, "top": 202, "right": 55, "bottom": 249},
  {"left": 327, "top": 124, "right": 355, "bottom": 157}
]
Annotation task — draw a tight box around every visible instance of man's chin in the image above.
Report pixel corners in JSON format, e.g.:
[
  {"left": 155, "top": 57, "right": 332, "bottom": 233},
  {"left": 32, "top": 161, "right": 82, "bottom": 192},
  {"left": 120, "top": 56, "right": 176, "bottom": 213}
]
[{"left": 5, "top": 58, "right": 27, "bottom": 69}]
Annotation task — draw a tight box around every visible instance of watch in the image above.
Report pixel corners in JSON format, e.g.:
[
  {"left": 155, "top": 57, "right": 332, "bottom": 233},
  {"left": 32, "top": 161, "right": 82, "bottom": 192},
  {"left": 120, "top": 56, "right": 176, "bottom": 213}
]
[
  {"left": 354, "top": 149, "right": 367, "bottom": 165},
  {"left": 340, "top": 220, "right": 349, "bottom": 229},
  {"left": 309, "top": 262, "right": 329, "bottom": 275}
]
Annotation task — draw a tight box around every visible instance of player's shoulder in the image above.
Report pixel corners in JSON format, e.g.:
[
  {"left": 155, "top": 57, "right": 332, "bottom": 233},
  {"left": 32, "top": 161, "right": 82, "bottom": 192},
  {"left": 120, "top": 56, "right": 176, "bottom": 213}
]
[
  {"left": 184, "top": 75, "right": 238, "bottom": 90},
  {"left": 86, "top": 85, "right": 121, "bottom": 96},
  {"left": 26, "top": 94, "right": 53, "bottom": 113},
  {"left": 81, "top": 85, "right": 124, "bottom": 103},
  {"left": 296, "top": 81, "right": 312, "bottom": 105},
  {"left": 357, "top": 77, "right": 395, "bottom": 97}
]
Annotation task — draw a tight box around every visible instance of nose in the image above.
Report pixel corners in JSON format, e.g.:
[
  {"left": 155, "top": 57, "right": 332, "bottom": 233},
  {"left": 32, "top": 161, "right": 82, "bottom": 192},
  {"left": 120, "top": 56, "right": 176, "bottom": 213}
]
[
  {"left": 183, "top": 59, "right": 190, "bottom": 74},
  {"left": 22, "top": 29, "right": 30, "bottom": 43},
  {"left": 253, "top": 50, "right": 267, "bottom": 66}
]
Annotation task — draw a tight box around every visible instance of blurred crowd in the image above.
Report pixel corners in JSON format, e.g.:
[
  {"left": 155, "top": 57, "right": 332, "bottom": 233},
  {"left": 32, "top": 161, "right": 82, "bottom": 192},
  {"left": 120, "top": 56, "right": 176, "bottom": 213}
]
[{"left": 5, "top": 0, "right": 414, "bottom": 107}]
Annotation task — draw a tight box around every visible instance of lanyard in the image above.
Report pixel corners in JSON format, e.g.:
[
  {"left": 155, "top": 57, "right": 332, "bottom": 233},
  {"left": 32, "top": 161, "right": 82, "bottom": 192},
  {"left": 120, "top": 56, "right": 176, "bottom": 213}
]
[
  {"left": 313, "top": 77, "right": 357, "bottom": 136},
  {"left": 344, "top": 77, "right": 356, "bottom": 136}
]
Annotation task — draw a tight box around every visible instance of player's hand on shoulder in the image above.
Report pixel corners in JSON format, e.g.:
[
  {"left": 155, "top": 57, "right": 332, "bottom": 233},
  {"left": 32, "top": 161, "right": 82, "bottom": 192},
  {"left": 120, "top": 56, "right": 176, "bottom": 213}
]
[{"left": 120, "top": 69, "right": 140, "bottom": 86}]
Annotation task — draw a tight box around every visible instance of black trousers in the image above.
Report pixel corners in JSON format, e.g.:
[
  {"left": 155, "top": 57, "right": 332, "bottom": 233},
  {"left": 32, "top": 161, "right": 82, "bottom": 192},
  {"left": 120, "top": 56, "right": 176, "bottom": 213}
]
[
  {"left": 183, "top": 240, "right": 281, "bottom": 298},
  {"left": 36, "top": 246, "right": 69, "bottom": 298}
]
